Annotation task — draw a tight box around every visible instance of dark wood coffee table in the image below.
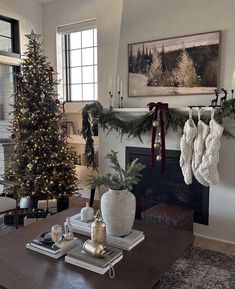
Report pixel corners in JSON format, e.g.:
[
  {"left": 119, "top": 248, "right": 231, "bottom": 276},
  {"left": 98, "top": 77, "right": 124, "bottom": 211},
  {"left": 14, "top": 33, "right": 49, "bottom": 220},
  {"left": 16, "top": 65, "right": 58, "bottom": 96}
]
[{"left": 0, "top": 208, "right": 194, "bottom": 289}]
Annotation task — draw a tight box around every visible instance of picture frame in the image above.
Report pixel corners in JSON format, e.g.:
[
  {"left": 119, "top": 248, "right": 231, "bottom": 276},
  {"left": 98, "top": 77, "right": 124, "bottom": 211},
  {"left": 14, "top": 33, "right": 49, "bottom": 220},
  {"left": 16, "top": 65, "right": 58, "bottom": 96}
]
[{"left": 128, "top": 31, "right": 221, "bottom": 97}]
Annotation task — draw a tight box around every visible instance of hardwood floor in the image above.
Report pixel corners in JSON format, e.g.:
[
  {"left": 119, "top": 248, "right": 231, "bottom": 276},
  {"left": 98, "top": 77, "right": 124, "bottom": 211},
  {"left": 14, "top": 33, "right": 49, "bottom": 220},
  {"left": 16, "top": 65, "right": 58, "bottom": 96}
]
[{"left": 194, "top": 235, "right": 235, "bottom": 256}]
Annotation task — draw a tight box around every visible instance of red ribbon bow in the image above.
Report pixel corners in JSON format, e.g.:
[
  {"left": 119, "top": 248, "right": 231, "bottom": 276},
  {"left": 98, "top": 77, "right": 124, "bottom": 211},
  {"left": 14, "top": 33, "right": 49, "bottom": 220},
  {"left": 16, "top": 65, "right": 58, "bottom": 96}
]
[{"left": 147, "top": 102, "right": 168, "bottom": 173}]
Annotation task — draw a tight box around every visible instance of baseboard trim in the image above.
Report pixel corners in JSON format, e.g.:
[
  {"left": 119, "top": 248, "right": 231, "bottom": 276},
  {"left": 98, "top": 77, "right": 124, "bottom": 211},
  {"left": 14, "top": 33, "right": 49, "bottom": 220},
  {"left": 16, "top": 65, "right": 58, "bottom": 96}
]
[{"left": 194, "top": 233, "right": 235, "bottom": 246}]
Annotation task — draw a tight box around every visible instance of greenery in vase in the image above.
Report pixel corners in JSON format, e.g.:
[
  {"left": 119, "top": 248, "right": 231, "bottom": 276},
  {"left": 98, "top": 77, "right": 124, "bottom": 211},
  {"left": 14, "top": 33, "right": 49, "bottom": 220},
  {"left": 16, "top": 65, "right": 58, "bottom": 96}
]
[
  {"left": 4, "top": 31, "right": 78, "bottom": 198},
  {"left": 87, "top": 150, "right": 145, "bottom": 191}
]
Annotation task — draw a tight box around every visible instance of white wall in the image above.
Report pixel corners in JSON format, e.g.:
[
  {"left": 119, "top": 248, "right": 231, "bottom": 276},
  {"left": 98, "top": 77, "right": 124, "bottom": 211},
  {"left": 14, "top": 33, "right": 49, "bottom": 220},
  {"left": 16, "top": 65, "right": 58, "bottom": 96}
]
[
  {"left": 42, "top": 0, "right": 235, "bottom": 243},
  {"left": 0, "top": 0, "right": 43, "bottom": 53},
  {"left": 117, "top": 0, "right": 235, "bottom": 108},
  {"left": 42, "top": 0, "right": 123, "bottom": 111}
]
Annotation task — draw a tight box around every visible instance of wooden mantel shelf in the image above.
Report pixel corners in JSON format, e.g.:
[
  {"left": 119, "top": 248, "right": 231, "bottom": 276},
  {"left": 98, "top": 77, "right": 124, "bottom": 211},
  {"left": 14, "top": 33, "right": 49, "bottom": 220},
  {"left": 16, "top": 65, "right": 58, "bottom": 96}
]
[{"left": 112, "top": 107, "right": 149, "bottom": 114}]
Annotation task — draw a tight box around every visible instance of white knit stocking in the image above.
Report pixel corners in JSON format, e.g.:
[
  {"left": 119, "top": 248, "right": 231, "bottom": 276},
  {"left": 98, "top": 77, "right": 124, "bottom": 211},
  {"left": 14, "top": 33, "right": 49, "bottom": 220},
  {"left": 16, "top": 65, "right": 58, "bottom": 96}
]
[
  {"left": 192, "top": 109, "right": 210, "bottom": 186},
  {"left": 180, "top": 109, "right": 197, "bottom": 185},
  {"left": 198, "top": 109, "right": 224, "bottom": 185}
]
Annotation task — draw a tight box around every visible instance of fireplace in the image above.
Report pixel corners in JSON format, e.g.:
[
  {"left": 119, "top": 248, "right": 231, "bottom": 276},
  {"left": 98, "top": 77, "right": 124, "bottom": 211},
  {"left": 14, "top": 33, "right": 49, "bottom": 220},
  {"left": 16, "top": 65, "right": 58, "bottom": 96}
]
[{"left": 126, "top": 147, "right": 209, "bottom": 225}]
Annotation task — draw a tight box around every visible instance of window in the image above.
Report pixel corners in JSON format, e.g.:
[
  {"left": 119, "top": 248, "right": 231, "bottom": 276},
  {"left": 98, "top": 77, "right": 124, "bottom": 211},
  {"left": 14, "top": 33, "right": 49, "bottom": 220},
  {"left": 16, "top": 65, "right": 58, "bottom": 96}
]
[
  {"left": 0, "top": 16, "right": 20, "bottom": 57},
  {"left": 59, "top": 20, "right": 97, "bottom": 102}
]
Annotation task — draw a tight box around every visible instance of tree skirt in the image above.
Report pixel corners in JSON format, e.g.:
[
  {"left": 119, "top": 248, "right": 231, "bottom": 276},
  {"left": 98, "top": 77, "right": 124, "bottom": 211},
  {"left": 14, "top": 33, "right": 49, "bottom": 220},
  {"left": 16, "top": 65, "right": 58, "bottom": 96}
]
[{"left": 155, "top": 246, "right": 235, "bottom": 289}]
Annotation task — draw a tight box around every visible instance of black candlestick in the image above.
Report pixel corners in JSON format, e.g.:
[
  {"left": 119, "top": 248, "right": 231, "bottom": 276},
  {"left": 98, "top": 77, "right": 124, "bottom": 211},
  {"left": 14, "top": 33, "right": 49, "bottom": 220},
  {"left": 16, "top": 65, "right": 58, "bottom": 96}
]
[
  {"left": 120, "top": 97, "right": 123, "bottom": 108},
  {"left": 109, "top": 91, "right": 113, "bottom": 108}
]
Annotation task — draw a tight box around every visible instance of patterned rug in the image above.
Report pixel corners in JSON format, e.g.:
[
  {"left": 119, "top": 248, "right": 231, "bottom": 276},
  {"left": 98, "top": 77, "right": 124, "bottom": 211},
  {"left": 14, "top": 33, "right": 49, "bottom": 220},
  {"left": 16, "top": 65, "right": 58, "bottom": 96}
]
[{"left": 155, "top": 246, "right": 235, "bottom": 289}]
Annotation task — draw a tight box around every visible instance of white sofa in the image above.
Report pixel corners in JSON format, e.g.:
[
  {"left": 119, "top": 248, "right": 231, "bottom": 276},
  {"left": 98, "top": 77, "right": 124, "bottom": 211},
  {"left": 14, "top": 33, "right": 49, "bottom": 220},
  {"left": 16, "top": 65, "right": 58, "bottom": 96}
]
[{"left": 0, "top": 180, "right": 18, "bottom": 229}]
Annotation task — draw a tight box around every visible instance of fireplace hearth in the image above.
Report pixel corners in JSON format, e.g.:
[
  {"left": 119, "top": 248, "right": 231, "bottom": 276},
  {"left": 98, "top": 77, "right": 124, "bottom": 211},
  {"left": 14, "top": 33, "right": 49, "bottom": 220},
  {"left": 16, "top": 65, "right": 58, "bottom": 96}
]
[{"left": 126, "top": 147, "right": 209, "bottom": 225}]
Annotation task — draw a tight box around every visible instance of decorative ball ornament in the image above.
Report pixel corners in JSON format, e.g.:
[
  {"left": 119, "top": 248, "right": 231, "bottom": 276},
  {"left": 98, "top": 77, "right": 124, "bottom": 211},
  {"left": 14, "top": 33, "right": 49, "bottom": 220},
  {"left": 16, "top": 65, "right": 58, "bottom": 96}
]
[
  {"left": 158, "top": 132, "right": 161, "bottom": 137},
  {"left": 11, "top": 134, "right": 16, "bottom": 139},
  {"left": 27, "top": 163, "right": 33, "bottom": 170},
  {"left": 21, "top": 108, "right": 27, "bottom": 114},
  {"left": 156, "top": 155, "right": 162, "bottom": 162},
  {"left": 41, "top": 93, "right": 45, "bottom": 100},
  {"left": 152, "top": 120, "right": 160, "bottom": 127},
  {"left": 154, "top": 142, "right": 161, "bottom": 149}
]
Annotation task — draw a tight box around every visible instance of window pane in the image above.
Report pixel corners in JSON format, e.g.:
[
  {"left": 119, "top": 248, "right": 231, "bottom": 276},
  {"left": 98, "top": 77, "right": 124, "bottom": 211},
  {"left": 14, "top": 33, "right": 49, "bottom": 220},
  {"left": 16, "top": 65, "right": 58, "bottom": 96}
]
[
  {"left": 82, "top": 48, "right": 93, "bottom": 66},
  {"left": 71, "top": 84, "right": 82, "bottom": 101},
  {"left": 0, "top": 64, "right": 15, "bottom": 120},
  {"left": 83, "top": 83, "right": 94, "bottom": 100},
  {"left": 70, "top": 32, "right": 81, "bottom": 49},
  {"left": 94, "top": 65, "right": 98, "bottom": 82},
  {"left": 0, "top": 20, "right": 11, "bottom": 37},
  {"left": 94, "top": 29, "right": 97, "bottom": 46},
  {"left": 94, "top": 83, "right": 98, "bottom": 100},
  {"left": 70, "top": 67, "right": 81, "bottom": 84},
  {"left": 82, "top": 29, "right": 93, "bottom": 48},
  {"left": 70, "top": 50, "right": 81, "bottom": 67},
  {"left": 82, "top": 66, "right": 94, "bottom": 83},
  {"left": 0, "top": 36, "right": 12, "bottom": 52},
  {"left": 94, "top": 47, "right": 97, "bottom": 65}
]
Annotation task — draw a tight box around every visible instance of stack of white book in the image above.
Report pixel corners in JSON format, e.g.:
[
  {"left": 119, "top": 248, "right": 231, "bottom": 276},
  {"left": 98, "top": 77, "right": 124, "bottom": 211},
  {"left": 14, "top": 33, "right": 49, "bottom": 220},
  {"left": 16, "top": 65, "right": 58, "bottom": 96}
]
[
  {"left": 26, "top": 237, "right": 79, "bottom": 259},
  {"left": 70, "top": 213, "right": 145, "bottom": 251},
  {"left": 65, "top": 242, "right": 123, "bottom": 275}
]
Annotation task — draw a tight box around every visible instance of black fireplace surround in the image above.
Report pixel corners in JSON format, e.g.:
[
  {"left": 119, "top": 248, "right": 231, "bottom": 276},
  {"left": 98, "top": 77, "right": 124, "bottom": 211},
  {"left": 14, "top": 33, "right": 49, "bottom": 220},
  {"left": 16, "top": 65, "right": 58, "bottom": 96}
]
[{"left": 126, "top": 147, "right": 209, "bottom": 225}]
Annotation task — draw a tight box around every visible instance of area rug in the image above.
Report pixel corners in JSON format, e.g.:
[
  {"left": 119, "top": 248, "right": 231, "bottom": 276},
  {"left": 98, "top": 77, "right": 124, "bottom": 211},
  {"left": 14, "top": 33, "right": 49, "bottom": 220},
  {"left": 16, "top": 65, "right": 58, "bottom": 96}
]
[{"left": 154, "top": 246, "right": 235, "bottom": 289}]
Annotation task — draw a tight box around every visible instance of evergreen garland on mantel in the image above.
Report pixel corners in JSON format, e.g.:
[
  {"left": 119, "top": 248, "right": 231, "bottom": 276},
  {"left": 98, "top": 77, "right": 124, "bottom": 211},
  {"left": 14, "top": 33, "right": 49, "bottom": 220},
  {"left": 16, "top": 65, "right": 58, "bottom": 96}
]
[{"left": 81, "top": 99, "right": 235, "bottom": 168}]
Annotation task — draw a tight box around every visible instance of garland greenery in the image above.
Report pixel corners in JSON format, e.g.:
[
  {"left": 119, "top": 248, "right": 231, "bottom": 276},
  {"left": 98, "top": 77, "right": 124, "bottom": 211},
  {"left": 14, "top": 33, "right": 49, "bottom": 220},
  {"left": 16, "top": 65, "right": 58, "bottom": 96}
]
[{"left": 81, "top": 99, "right": 235, "bottom": 168}]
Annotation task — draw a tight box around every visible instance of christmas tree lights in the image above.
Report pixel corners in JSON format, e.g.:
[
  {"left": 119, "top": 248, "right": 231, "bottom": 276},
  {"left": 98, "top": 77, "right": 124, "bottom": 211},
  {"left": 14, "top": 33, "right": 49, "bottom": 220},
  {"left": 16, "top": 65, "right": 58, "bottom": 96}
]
[{"left": 4, "top": 31, "right": 78, "bottom": 198}]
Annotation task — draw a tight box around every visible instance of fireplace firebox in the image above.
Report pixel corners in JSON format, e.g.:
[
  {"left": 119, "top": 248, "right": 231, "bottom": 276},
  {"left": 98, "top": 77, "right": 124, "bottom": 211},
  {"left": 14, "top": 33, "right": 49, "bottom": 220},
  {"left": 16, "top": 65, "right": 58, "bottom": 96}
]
[{"left": 126, "top": 147, "right": 209, "bottom": 225}]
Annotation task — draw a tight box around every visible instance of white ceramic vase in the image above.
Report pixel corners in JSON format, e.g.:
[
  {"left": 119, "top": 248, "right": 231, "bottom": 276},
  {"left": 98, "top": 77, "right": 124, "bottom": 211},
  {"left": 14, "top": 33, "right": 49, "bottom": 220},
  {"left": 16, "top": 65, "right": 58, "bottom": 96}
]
[{"left": 101, "top": 189, "right": 136, "bottom": 236}]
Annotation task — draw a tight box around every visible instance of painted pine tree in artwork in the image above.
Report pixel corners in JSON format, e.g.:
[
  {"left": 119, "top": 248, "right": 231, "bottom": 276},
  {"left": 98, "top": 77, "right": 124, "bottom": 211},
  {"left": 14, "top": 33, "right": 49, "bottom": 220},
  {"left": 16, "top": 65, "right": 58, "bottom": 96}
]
[
  {"left": 4, "top": 31, "right": 78, "bottom": 198},
  {"left": 172, "top": 49, "right": 199, "bottom": 87}
]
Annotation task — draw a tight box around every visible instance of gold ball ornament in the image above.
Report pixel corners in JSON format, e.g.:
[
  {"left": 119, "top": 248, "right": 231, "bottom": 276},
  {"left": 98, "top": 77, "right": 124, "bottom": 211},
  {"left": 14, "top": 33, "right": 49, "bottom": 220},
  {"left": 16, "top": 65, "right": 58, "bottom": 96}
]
[
  {"left": 21, "top": 108, "right": 27, "bottom": 113},
  {"left": 156, "top": 155, "right": 162, "bottom": 162},
  {"left": 152, "top": 120, "right": 160, "bottom": 127},
  {"left": 27, "top": 163, "right": 33, "bottom": 170},
  {"left": 154, "top": 142, "right": 161, "bottom": 149}
]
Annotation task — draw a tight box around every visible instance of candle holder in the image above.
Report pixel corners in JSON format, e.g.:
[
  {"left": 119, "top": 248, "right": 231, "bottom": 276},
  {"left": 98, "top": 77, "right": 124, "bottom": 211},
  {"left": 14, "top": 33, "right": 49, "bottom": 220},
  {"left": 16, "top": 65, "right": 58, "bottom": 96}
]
[
  {"left": 118, "top": 90, "right": 122, "bottom": 108},
  {"left": 120, "top": 96, "right": 123, "bottom": 108},
  {"left": 109, "top": 91, "right": 113, "bottom": 108}
]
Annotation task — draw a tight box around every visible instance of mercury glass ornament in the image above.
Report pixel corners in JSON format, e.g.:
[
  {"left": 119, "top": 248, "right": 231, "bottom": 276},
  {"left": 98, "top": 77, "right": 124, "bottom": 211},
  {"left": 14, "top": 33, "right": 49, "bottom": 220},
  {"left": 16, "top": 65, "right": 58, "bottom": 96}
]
[
  {"left": 51, "top": 224, "right": 63, "bottom": 247},
  {"left": 152, "top": 120, "right": 160, "bottom": 127},
  {"left": 154, "top": 141, "right": 161, "bottom": 149},
  {"left": 156, "top": 155, "right": 162, "bottom": 162}
]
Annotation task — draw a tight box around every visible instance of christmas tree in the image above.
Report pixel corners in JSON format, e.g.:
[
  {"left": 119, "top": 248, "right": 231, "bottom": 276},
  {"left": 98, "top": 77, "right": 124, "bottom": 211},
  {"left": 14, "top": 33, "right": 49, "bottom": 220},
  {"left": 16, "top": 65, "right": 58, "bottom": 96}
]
[{"left": 4, "top": 30, "right": 78, "bottom": 199}]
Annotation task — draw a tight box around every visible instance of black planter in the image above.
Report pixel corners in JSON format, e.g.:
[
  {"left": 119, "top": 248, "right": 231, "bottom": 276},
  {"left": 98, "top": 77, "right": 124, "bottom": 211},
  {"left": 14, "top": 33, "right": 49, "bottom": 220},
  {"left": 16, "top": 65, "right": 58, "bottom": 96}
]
[{"left": 57, "top": 196, "right": 69, "bottom": 212}]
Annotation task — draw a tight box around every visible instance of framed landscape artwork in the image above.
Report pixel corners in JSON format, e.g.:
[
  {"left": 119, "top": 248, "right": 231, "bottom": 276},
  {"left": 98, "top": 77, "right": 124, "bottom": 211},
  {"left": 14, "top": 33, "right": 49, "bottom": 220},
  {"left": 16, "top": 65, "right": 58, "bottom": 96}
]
[{"left": 128, "top": 31, "right": 221, "bottom": 97}]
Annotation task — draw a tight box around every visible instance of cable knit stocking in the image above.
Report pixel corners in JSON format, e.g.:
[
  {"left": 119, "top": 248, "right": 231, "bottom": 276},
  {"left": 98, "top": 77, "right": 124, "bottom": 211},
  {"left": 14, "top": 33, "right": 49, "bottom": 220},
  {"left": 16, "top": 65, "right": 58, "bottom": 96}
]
[
  {"left": 192, "top": 112, "right": 210, "bottom": 186},
  {"left": 198, "top": 110, "right": 224, "bottom": 185},
  {"left": 180, "top": 110, "right": 197, "bottom": 185}
]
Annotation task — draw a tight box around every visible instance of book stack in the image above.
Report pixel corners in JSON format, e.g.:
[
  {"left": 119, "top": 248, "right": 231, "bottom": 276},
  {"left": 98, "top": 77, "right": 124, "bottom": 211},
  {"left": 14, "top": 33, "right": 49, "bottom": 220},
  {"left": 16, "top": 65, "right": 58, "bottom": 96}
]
[
  {"left": 65, "top": 242, "right": 123, "bottom": 275},
  {"left": 70, "top": 213, "right": 145, "bottom": 251},
  {"left": 26, "top": 237, "right": 79, "bottom": 259}
]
